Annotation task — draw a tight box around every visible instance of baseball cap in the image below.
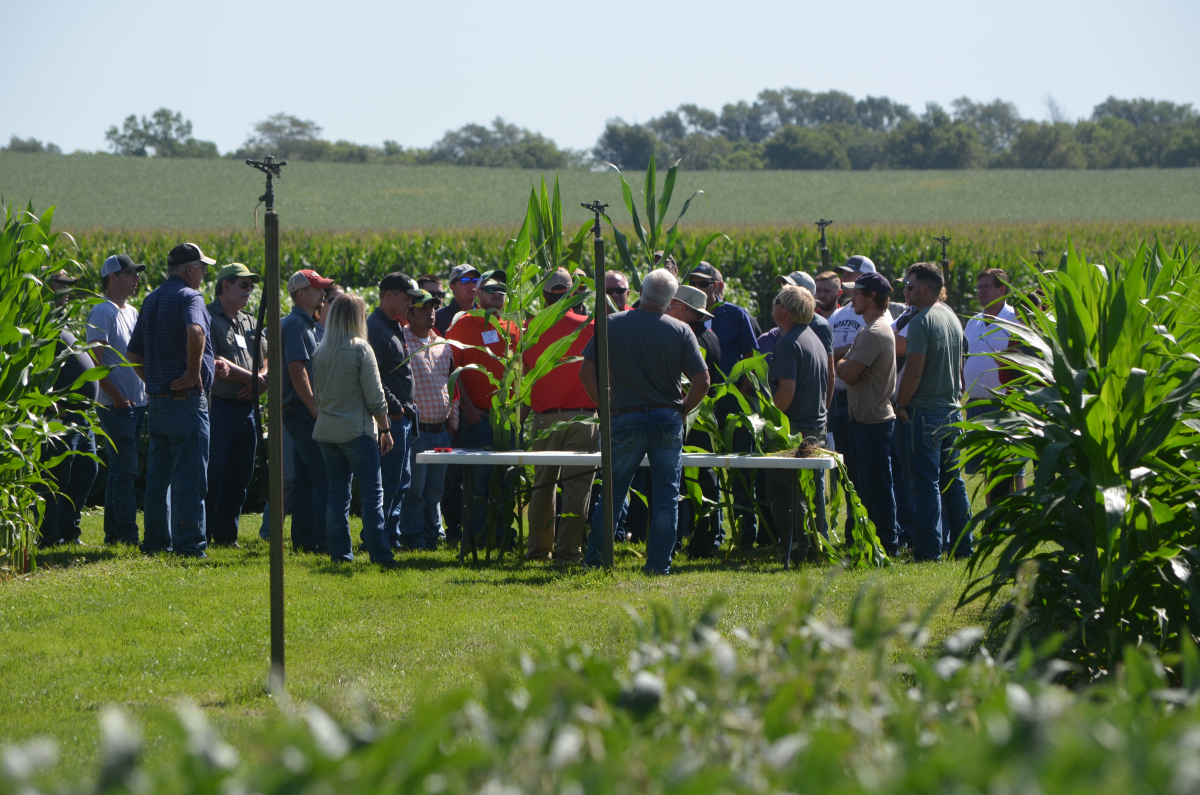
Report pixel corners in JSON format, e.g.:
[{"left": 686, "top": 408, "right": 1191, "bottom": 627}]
[
  {"left": 411, "top": 289, "right": 441, "bottom": 308},
  {"left": 216, "top": 263, "right": 260, "bottom": 283},
  {"left": 775, "top": 270, "right": 817, "bottom": 293},
  {"left": 379, "top": 271, "right": 424, "bottom": 298},
  {"left": 543, "top": 268, "right": 572, "bottom": 292},
  {"left": 449, "top": 264, "right": 481, "bottom": 282},
  {"left": 838, "top": 255, "right": 877, "bottom": 275},
  {"left": 288, "top": 269, "right": 335, "bottom": 293},
  {"left": 49, "top": 269, "right": 78, "bottom": 287},
  {"left": 101, "top": 254, "right": 146, "bottom": 278},
  {"left": 167, "top": 242, "right": 216, "bottom": 268},
  {"left": 479, "top": 269, "right": 507, "bottom": 294},
  {"left": 851, "top": 272, "right": 892, "bottom": 294},
  {"left": 671, "top": 285, "right": 714, "bottom": 319},
  {"left": 689, "top": 262, "right": 721, "bottom": 283}
]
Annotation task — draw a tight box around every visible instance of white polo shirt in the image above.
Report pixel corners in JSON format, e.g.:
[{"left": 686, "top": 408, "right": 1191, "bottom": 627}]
[{"left": 963, "top": 302, "right": 1018, "bottom": 400}]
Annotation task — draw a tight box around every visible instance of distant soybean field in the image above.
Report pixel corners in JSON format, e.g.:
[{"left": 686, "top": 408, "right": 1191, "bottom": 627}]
[{"left": 2, "top": 153, "right": 1199, "bottom": 230}]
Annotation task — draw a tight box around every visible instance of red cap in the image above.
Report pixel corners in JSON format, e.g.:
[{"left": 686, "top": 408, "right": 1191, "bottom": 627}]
[{"left": 288, "top": 269, "right": 334, "bottom": 292}]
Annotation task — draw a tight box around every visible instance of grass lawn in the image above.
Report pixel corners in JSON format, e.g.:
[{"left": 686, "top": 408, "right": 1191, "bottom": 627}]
[
  {"left": 2, "top": 152, "right": 1198, "bottom": 230},
  {"left": 0, "top": 503, "right": 992, "bottom": 778}
]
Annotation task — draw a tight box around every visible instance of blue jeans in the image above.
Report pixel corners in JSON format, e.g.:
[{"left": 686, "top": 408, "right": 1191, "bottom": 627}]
[
  {"left": 97, "top": 405, "right": 145, "bottom": 545},
  {"left": 849, "top": 419, "right": 899, "bottom": 554},
  {"left": 282, "top": 408, "right": 328, "bottom": 554},
  {"left": 205, "top": 398, "right": 257, "bottom": 546},
  {"left": 143, "top": 394, "right": 209, "bottom": 557},
  {"left": 585, "top": 408, "right": 684, "bottom": 574},
  {"left": 320, "top": 436, "right": 391, "bottom": 564},
  {"left": 460, "top": 415, "right": 514, "bottom": 549},
  {"left": 400, "top": 427, "right": 450, "bottom": 550},
  {"left": 259, "top": 425, "right": 294, "bottom": 540},
  {"left": 38, "top": 423, "right": 98, "bottom": 546},
  {"left": 829, "top": 391, "right": 859, "bottom": 534},
  {"left": 378, "top": 415, "right": 412, "bottom": 550},
  {"left": 891, "top": 425, "right": 917, "bottom": 549},
  {"left": 903, "top": 408, "right": 972, "bottom": 561}
]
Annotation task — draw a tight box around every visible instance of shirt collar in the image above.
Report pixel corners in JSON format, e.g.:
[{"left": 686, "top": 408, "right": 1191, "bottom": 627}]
[
  {"left": 289, "top": 304, "right": 316, "bottom": 326},
  {"left": 372, "top": 306, "right": 402, "bottom": 334}
]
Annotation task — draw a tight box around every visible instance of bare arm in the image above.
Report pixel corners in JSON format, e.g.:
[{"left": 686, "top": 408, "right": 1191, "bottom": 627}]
[
  {"left": 894, "top": 335, "right": 907, "bottom": 357},
  {"left": 833, "top": 343, "right": 852, "bottom": 362},
  {"left": 836, "top": 357, "right": 869, "bottom": 384},
  {"left": 287, "top": 359, "right": 319, "bottom": 418},
  {"left": 579, "top": 359, "right": 600, "bottom": 408},
  {"left": 682, "top": 369, "right": 711, "bottom": 414},
  {"left": 773, "top": 378, "right": 796, "bottom": 414},
  {"left": 90, "top": 345, "right": 132, "bottom": 408},
  {"left": 127, "top": 351, "right": 146, "bottom": 383}
]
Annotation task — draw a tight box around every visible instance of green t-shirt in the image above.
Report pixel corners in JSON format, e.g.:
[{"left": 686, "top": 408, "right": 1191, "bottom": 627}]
[{"left": 906, "top": 302, "right": 963, "bottom": 410}]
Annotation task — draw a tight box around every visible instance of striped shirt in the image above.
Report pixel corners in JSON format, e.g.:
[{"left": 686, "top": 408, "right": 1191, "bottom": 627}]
[{"left": 402, "top": 326, "right": 459, "bottom": 429}]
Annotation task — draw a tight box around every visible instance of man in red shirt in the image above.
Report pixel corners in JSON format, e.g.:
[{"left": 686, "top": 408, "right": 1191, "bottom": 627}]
[
  {"left": 521, "top": 269, "right": 597, "bottom": 562},
  {"left": 446, "top": 269, "right": 521, "bottom": 547}
]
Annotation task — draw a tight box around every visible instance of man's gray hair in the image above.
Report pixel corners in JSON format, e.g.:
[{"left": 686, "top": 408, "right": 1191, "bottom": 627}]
[{"left": 639, "top": 268, "right": 678, "bottom": 310}]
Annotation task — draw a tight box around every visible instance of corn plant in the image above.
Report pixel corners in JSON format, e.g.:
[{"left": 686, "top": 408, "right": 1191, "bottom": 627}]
[
  {"left": 599, "top": 154, "right": 726, "bottom": 287},
  {"left": 958, "top": 239, "right": 1200, "bottom": 680},
  {"left": 687, "top": 354, "right": 888, "bottom": 568},
  {"left": 0, "top": 202, "right": 105, "bottom": 572}
]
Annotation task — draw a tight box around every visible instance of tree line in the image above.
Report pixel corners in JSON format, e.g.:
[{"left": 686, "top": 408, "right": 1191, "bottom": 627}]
[{"left": 5, "top": 89, "right": 1199, "bottom": 169}]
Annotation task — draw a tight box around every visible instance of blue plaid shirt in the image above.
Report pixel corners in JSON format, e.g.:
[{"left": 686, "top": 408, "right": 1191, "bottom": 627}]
[{"left": 127, "top": 275, "right": 215, "bottom": 395}]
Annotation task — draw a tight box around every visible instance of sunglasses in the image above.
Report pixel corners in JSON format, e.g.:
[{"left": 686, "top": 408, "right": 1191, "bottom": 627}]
[
  {"left": 423, "top": 289, "right": 445, "bottom": 298},
  {"left": 902, "top": 281, "right": 920, "bottom": 290},
  {"left": 689, "top": 280, "right": 712, "bottom": 288},
  {"left": 236, "top": 279, "right": 255, "bottom": 290},
  {"left": 481, "top": 285, "right": 506, "bottom": 295},
  {"left": 605, "top": 287, "right": 629, "bottom": 295},
  {"left": 458, "top": 277, "right": 480, "bottom": 285}
]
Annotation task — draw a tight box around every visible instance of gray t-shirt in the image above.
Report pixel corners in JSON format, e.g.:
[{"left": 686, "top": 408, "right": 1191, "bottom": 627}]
[
  {"left": 769, "top": 325, "right": 828, "bottom": 434},
  {"left": 906, "top": 302, "right": 963, "bottom": 410},
  {"left": 85, "top": 300, "right": 148, "bottom": 407},
  {"left": 582, "top": 309, "right": 706, "bottom": 410}
]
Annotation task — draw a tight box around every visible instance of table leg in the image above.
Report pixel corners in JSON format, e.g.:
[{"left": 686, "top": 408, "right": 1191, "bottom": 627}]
[{"left": 460, "top": 465, "right": 479, "bottom": 565}]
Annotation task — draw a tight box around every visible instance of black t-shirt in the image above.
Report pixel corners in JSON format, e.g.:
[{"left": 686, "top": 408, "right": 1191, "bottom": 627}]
[{"left": 690, "top": 322, "right": 723, "bottom": 396}]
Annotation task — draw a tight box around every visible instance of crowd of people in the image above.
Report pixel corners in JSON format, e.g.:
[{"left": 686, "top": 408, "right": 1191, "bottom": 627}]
[{"left": 39, "top": 242, "right": 1022, "bottom": 573}]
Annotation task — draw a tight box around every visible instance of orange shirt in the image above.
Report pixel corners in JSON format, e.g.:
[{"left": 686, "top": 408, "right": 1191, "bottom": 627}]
[
  {"left": 447, "top": 311, "right": 520, "bottom": 409},
  {"left": 522, "top": 310, "right": 596, "bottom": 414}
]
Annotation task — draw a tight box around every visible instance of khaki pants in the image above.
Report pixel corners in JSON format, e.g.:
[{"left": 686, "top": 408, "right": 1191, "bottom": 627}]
[{"left": 527, "top": 411, "right": 599, "bottom": 562}]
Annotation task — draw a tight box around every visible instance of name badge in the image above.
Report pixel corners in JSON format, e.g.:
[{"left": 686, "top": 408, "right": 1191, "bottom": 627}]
[
  {"left": 236, "top": 334, "right": 249, "bottom": 350},
  {"left": 481, "top": 330, "right": 500, "bottom": 345}
]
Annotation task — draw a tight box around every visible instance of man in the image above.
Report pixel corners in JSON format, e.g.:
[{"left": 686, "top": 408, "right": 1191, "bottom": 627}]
[
  {"left": 87, "top": 255, "right": 148, "bottom": 546},
  {"left": 435, "top": 264, "right": 480, "bottom": 336},
  {"left": 127, "top": 243, "right": 216, "bottom": 558},
  {"left": 813, "top": 272, "right": 842, "bottom": 321},
  {"left": 605, "top": 270, "right": 630, "bottom": 313},
  {"left": 895, "top": 262, "right": 972, "bottom": 562},
  {"left": 834, "top": 272, "right": 899, "bottom": 554},
  {"left": 688, "top": 262, "right": 760, "bottom": 548},
  {"left": 38, "top": 271, "right": 100, "bottom": 547},
  {"left": 317, "top": 283, "right": 345, "bottom": 329},
  {"left": 667, "top": 285, "right": 723, "bottom": 558},
  {"left": 579, "top": 268, "right": 710, "bottom": 575},
  {"left": 963, "top": 268, "right": 1023, "bottom": 504},
  {"left": 206, "top": 263, "right": 268, "bottom": 547},
  {"left": 280, "top": 268, "right": 333, "bottom": 554},
  {"left": 436, "top": 264, "right": 480, "bottom": 542},
  {"left": 416, "top": 274, "right": 445, "bottom": 308},
  {"left": 765, "top": 285, "right": 828, "bottom": 561},
  {"left": 523, "top": 269, "right": 597, "bottom": 562},
  {"left": 827, "top": 256, "right": 877, "bottom": 532},
  {"left": 447, "top": 269, "right": 521, "bottom": 548},
  {"left": 759, "top": 273, "right": 834, "bottom": 540},
  {"left": 652, "top": 250, "right": 678, "bottom": 276},
  {"left": 400, "top": 288, "right": 458, "bottom": 550},
  {"left": 368, "top": 272, "right": 423, "bottom": 550}
]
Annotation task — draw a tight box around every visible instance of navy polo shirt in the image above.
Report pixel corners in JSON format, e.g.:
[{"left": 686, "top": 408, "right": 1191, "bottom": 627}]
[{"left": 706, "top": 301, "right": 759, "bottom": 382}]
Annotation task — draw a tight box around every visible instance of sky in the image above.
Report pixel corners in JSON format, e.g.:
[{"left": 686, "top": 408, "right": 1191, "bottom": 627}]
[{"left": 5, "top": 0, "right": 1199, "bottom": 155}]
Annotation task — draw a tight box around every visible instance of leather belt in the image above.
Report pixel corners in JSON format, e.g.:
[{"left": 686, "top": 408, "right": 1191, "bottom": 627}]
[
  {"left": 419, "top": 421, "right": 447, "bottom": 434},
  {"left": 152, "top": 389, "right": 200, "bottom": 400},
  {"left": 610, "top": 404, "right": 681, "bottom": 417},
  {"left": 540, "top": 407, "right": 596, "bottom": 414}
]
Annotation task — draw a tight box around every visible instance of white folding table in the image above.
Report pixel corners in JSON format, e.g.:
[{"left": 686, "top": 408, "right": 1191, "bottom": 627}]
[{"left": 415, "top": 450, "right": 837, "bottom": 568}]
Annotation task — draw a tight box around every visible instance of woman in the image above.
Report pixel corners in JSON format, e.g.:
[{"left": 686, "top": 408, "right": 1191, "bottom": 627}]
[{"left": 311, "top": 293, "right": 396, "bottom": 567}]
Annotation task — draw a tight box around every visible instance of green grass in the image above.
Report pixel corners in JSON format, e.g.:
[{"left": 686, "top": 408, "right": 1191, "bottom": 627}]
[
  {"left": 2, "top": 153, "right": 1198, "bottom": 230},
  {"left": 0, "top": 508, "right": 990, "bottom": 778}
]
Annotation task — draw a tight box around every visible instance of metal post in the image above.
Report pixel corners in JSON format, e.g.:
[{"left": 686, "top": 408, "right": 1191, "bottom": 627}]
[
  {"left": 245, "top": 155, "right": 287, "bottom": 687},
  {"left": 582, "top": 201, "right": 615, "bottom": 569},
  {"left": 816, "top": 219, "right": 834, "bottom": 272}
]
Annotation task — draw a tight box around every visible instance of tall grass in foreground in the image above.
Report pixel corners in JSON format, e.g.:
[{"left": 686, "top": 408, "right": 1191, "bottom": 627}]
[
  {"left": 6, "top": 573, "right": 1200, "bottom": 794},
  {"left": 959, "top": 239, "right": 1200, "bottom": 681}
]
